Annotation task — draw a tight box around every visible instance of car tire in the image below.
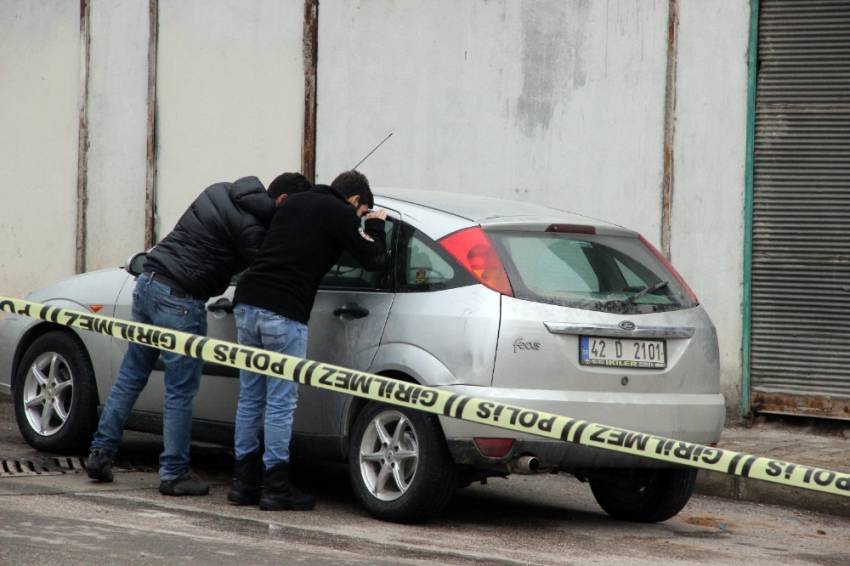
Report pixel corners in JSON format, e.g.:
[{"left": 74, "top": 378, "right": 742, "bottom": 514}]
[
  {"left": 348, "top": 402, "right": 457, "bottom": 523},
  {"left": 589, "top": 468, "right": 697, "bottom": 523},
  {"left": 13, "top": 331, "right": 99, "bottom": 454}
]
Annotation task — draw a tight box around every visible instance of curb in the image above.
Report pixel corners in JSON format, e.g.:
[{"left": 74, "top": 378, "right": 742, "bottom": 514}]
[{"left": 696, "top": 470, "right": 850, "bottom": 518}]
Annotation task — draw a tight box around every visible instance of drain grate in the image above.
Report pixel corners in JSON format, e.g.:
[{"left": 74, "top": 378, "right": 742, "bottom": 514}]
[
  {"left": 0, "top": 455, "right": 157, "bottom": 478},
  {"left": 0, "top": 457, "right": 82, "bottom": 477}
]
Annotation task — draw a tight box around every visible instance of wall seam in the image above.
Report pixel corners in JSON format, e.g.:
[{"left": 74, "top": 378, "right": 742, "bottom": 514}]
[
  {"left": 75, "top": 0, "right": 92, "bottom": 273},
  {"left": 144, "top": 0, "right": 159, "bottom": 249},
  {"left": 660, "top": 0, "right": 679, "bottom": 259},
  {"left": 302, "top": 0, "right": 319, "bottom": 183}
]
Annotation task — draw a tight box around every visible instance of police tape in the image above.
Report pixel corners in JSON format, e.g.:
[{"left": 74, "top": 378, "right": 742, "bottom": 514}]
[{"left": 2, "top": 295, "right": 849, "bottom": 499}]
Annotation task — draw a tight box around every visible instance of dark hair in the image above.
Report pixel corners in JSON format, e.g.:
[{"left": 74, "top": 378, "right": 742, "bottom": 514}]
[
  {"left": 331, "top": 170, "right": 373, "bottom": 209},
  {"left": 268, "top": 172, "right": 311, "bottom": 200}
]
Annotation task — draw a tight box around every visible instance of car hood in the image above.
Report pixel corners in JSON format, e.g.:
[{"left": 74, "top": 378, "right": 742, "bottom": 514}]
[{"left": 26, "top": 267, "right": 131, "bottom": 308}]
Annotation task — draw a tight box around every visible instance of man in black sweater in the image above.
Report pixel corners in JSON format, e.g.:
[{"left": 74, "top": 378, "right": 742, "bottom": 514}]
[
  {"left": 86, "top": 173, "right": 310, "bottom": 496},
  {"left": 229, "top": 170, "right": 387, "bottom": 511}
]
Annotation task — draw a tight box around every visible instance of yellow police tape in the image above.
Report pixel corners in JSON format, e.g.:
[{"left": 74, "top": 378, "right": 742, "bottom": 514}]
[{"left": 2, "top": 295, "right": 848, "bottom": 498}]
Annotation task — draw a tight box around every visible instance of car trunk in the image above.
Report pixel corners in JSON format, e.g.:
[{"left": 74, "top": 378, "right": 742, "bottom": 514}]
[
  {"left": 484, "top": 225, "right": 719, "bottom": 394},
  {"left": 492, "top": 296, "right": 719, "bottom": 394}
]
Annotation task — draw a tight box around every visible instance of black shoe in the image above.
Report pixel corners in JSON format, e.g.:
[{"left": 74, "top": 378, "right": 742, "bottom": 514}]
[
  {"left": 259, "top": 462, "right": 315, "bottom": 511},
  {"left": 85, "top": 449, "right": 114, "bottom": 483},
  {"left": 159, "top": 472, "right": 209, "bottom": 496},
  {"left": 227, "top": 451, "right": 263, "bottom": 505}
]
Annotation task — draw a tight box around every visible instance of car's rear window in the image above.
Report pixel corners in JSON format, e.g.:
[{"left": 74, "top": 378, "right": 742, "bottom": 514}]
[{"left": 488, "top": 231, "right": 697, "bottom": 314}]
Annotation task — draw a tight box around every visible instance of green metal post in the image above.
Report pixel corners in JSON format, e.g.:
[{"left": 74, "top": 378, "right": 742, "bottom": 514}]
[{"left": 741, "top": 0, "right": 759, "bottom": 417}]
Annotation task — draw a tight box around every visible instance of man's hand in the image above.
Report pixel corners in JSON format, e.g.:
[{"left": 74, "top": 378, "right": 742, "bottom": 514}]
[{"left": 365, "top": 209, "right": 387, "bottom": 221}]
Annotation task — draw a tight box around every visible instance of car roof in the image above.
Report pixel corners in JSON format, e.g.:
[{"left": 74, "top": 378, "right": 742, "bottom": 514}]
[{"left": 374, "top": 188, "right": 634, "bottom": 237}]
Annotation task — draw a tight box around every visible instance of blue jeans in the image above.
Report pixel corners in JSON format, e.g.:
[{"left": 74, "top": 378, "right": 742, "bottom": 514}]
[
  {"left": 233, "top": 304, "right": 308, "bottom": 469},
  {"left": 90, "top": 272, "right": 207, "bottom": 480}
]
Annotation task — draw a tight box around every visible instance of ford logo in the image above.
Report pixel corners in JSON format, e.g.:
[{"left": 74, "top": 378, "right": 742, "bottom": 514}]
[{"left": 618, "top": 320, "right": 635, "bottom": 331}]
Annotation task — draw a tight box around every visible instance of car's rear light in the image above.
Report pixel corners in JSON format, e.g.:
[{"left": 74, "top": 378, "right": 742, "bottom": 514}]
[
  {"left": 473, "top": 437, "right": 515, "bottom": 458},
  {"left": 546, "top": 223, "right": 596, "bottom": 234},
  {"left": 638, "top": 234, "right": 700, "bottom": 305},
  {"left": 439, "top": 227, "right": 513, "bottom": 296}
]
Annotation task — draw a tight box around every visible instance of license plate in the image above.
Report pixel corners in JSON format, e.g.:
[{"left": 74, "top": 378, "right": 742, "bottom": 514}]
[{"left": 579, "top": 336, "right": 667, "bottom": 369}]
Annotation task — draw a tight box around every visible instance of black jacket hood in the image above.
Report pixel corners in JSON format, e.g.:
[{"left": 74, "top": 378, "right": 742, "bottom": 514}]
[
  {"left": 231, "top": 176, "right": 274, "bottom": 223},
  {"left": 143, "top": 177, "right": 275, "bottom": 299}
]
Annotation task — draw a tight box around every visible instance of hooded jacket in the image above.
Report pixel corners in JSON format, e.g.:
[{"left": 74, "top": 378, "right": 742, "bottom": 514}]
[
  {"left": 143, "top": 176, "right": 274, "bottom": 299},
  {"left": 234, "top": 184, "right": 386, "bottom": 324}
]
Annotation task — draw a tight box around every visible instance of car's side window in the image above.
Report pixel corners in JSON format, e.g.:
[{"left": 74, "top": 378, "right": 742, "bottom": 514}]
[
  {"left": 320, "top": 219, "right": 396, "bottom": 291},
  {"left": 404, "top": 234, "right": 455, "bottom": 287},
  {"left": 397, "top": 224, "right": 472, "bottom": 292}
]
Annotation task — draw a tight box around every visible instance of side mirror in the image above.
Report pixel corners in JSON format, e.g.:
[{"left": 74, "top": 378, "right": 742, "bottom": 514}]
[{"left": 125, "top": 252, "right": 148, "bottom": 277}]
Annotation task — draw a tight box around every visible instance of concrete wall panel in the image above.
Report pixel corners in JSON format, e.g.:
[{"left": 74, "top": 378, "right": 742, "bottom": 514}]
[
  {"left": 316, "top": 0, "right": 668, "bottom": 241},
  {"left": 86, "top": 0, "right": 149, "bottom": 270},
  {"left": 0, "top": 1, "right": 79, "bottom": 297},
  {"left": 155, "top": 0, "right": 305, "bottom": 237},
  {"left": 672, "top": 0, "right": 750, "bottom": 410}
]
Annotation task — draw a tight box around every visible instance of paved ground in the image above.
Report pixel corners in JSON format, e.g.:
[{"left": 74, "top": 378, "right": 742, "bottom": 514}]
[
  {"left": 1, "top": 396, "right": 849, "bottom": 565},
  {"left": 696, "top": 416, "right": 850, "bottom": 517}
]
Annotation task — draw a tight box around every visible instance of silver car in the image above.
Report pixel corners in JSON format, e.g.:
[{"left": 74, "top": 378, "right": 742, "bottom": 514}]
[{"left": 0, "top": 189, "right": 724, "bottom": 522}]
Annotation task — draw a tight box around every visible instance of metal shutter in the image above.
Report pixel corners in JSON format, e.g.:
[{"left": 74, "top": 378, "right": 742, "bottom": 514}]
[{"left": 751, "top": 0, "right": 850, "bottom": 419}]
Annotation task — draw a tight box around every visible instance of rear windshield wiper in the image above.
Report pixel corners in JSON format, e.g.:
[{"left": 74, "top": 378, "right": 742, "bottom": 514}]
[{"left": 625, "top": 280, "right": 669, "bottom": 303}]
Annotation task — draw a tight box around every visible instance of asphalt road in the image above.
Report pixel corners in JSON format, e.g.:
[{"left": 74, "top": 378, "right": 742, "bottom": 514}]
[{"left": 1, "top": 395, "right": 848, "bottom": 566}]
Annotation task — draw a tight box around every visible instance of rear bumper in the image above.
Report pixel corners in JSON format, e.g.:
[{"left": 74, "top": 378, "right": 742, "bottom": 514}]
[{"left": 438, "top": 386, "right": 725, "bottom": 470}]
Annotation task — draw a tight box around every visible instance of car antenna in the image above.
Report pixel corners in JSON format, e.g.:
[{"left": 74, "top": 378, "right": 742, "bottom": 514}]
[{"left": 351, "top": 132, "right": 393, "bottom": 170}]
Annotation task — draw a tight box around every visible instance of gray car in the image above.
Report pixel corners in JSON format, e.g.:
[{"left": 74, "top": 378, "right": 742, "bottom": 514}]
[{"left": 0, "top": 189, "right": 724, "bottom": 523}]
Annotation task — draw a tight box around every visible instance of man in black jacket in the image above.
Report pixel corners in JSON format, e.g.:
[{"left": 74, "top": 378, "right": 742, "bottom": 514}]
[
  {"left": 86, "top": 174, "right": 310, "bottom": 496},
  {"left": 228, "top": 170, "right": 386, "bottom": 511}
]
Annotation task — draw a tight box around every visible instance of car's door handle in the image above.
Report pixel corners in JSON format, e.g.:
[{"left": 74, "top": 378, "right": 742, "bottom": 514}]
[
  {"left": 333, "top": 305, "right": 370, "bottom": 319},
  {"left": 207, "top": 298, "right": 234, "bottom": 314}
]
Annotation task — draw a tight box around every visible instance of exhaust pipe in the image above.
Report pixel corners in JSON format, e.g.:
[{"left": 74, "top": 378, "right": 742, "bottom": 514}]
[{"left": 508, "top": 455, "right": 540, "bottom": 474}]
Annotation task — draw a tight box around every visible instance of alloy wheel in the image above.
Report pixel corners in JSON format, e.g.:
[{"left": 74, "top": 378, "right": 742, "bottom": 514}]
[
  {"left": 358, "top": 410, "right": 420, "bottom": 501},
  {"left": 22, "top": 352, "right": 74, "bottom": 437}
]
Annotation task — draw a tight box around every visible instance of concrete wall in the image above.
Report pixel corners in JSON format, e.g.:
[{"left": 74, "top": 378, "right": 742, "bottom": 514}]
[
  {"left": 86, "top": 0, "right": 149, "bottom": 271},
  {"left": 155, "top": 0, "right": 305, "bottom": 236},
  {"left": 0, "top": 1, "right": 80, "bottom": 298},
  {"left": 672, "top": 0, "right": 750, "bottom": 408},
  {"left": 317, "top": 0, "right": 669, "bottom": 244},
  {"left": 0, "top": 0, "right": 752, "bottom": 412}
]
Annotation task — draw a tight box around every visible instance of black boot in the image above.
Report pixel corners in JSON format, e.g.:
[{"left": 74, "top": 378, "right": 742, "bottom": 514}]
[
  {"left": 159, "top": 472, "right": 210, "bottom": 496},
  {"left": 259, "top": 462, "right": 315, "bottom": 511},
  {"left": 85, "top": 449, "right": 114, "bottom": 483},
  {"left": 228, "top": 451, "right": 263, "bottom": 505}
]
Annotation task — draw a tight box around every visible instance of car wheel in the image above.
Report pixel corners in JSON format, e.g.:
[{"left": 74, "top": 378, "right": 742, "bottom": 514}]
[
  {"left": 589, "top": 468, "right": 697, "bottom": 523},
  {"left": 348, "top": 402, "right": 456, "bottom": 523},
  {"left": 13, "top": 332, "right": 99, "bottom": 454}
]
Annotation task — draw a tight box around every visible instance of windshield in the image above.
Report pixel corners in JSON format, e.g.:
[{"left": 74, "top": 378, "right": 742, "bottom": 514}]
[{"left": 488, "top": 231, "right": 697, "bottom": 314}]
